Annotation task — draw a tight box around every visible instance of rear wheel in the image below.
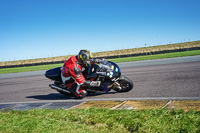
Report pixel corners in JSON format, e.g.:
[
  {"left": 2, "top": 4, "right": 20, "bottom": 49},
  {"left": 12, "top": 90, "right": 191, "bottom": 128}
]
[{"left": 113, "top": 75, "right": 134, "bottom": 92}]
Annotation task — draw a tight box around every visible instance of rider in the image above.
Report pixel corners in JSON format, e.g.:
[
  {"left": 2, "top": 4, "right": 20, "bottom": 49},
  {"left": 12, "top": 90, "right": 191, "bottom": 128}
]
[{"left": 61, "top": 50, "right": 101, "bottom": 98}]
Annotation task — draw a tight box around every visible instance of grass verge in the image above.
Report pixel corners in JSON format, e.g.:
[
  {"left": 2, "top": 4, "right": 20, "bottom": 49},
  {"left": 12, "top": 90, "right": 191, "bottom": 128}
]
[
  {"left": 1, "top": 40, "right": 199, "bottom": 67},
  {"left": 0, "top": 108, "right": 200, "bottom": 133},
  {"left": 0, "top": 50, "right": 200, "bottom": 74},
  {"left": 107, "top": 49, "right": 200, "bottom": 63},
  {"left": 0, "top": 63, "right": 63, "bottom": 74}
]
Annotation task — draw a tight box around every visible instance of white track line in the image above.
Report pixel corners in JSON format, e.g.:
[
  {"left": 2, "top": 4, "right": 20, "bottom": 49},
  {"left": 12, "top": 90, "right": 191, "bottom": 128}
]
[{"left": 0, "top": 97, "right": 200, "bottom": 105}]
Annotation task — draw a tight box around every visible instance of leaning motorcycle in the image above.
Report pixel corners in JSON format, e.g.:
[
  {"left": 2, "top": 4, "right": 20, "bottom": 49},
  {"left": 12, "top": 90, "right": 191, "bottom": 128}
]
[{"left": 45, "top": 59, "right": 134, "bottom": 98}]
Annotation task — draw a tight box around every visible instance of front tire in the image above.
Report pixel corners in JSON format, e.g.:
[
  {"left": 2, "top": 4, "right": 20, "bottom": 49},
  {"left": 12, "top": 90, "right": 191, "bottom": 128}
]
[{"left": 113, "top": 75, "right": 134, "bottom": 92}]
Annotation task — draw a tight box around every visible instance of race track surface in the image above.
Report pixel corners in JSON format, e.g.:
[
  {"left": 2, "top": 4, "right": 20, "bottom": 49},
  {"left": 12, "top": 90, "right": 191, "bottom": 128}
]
[{"left": 0, "top": 55, "right": 200, "bottom": 109}]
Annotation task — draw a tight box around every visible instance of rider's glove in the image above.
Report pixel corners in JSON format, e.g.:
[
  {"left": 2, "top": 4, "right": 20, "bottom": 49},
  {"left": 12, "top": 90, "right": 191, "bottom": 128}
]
[
  {"left": 90, "top": 81, "right": 101, "bottom": 87},
  {"left": 90, "top": 59, "right": 101, "bottom": 64}
]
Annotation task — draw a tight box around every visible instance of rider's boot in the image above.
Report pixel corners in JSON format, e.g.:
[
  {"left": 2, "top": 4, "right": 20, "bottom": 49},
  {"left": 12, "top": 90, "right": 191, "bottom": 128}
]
[{"left": 71, "top": 83, "right": 87, "bottom": 99}]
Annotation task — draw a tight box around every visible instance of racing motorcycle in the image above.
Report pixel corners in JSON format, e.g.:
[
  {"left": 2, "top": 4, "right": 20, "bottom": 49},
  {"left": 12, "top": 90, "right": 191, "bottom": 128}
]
[{"left": 45, "top": 59, "right": 133, "bottom": 98}]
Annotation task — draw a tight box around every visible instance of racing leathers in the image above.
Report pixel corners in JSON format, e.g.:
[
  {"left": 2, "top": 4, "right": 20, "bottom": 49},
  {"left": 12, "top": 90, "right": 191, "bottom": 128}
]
[{"left": 61, "top": 56, "right": 101, "bottom": 98}]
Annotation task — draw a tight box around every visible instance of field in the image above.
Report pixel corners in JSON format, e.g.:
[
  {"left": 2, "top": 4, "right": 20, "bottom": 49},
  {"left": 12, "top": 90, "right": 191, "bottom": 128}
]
[
  {"left": 0, "top": 40, "right": 200, "bottom": 67},
  {"left": 0, "top": 108, "right": 200, "bottom": 133},
  {"left": 0, "top": 49, "right": 200, "bottom": 74}
]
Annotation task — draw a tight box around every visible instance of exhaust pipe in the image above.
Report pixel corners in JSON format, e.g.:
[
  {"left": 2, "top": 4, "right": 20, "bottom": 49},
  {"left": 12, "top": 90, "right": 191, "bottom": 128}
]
[{"left": 49, "top": 84, "right": 71, "bottom": 94}]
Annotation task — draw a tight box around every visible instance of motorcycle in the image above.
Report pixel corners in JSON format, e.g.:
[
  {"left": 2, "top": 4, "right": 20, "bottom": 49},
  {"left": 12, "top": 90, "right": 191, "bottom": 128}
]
[{"left": 45, "top": 59, "right": 134, "bottom": 98}]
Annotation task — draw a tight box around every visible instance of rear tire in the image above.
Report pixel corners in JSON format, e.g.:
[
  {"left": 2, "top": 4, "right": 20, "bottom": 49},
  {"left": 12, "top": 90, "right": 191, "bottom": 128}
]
[{"left": 113, "top": 75, "right": 134, "bottom": 92}]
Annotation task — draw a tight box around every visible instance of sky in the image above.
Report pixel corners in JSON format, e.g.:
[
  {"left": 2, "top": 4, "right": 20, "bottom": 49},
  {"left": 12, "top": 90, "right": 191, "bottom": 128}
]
[{"left": 0, "top": 0, "right": 200, "bottom": 62}]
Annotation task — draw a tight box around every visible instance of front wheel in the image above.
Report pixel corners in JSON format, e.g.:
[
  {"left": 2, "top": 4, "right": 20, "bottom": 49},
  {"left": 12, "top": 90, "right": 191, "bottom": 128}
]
[{"left": 113, "top": 75, "right": 134, "bottom": 92}]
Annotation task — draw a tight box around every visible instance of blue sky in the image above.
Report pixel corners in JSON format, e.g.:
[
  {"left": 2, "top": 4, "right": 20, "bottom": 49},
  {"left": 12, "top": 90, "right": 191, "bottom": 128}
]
[{"left": 0, "top": 0, "right": 200, "bottom": 62}]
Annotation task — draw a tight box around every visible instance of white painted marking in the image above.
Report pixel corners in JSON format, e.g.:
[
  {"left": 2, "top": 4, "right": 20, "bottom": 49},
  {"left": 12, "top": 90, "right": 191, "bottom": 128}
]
[
  {"left": 0, "top": 97, "right": 200, "bottom": 105},
  {"left": 162, "top": 100, "right": 172, "bottom": 109}
]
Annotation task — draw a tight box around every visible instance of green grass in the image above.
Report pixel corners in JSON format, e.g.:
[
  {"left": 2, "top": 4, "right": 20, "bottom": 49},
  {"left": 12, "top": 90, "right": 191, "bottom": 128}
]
[
  {"left": 107, "top": 49, "right": 200, "bottom": 63},
  {"left": 0, "top": 50, "right": 200, "bottom": 74},
  {"left": 0, "top": 63, "right": 63, "bottom": 74},
  {"left": 0, "top": 108, "right": 200, "bottom": 133}
]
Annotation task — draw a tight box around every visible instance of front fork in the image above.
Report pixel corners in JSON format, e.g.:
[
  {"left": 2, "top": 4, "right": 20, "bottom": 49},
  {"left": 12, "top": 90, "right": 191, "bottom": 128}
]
[{"left": 112, "top": 78, "right": 122, "bottom": 91}]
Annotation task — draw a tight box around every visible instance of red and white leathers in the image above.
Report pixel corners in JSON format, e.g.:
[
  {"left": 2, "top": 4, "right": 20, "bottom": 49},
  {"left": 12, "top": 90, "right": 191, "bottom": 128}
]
[{"left": 61, "top": 56, "right": 86, "bottom": 97}]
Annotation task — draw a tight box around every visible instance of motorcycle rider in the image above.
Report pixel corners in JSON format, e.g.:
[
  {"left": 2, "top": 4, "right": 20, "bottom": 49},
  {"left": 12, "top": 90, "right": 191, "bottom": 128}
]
[{"left": 61, "top": 50, "right": 101, "bottom": 98}]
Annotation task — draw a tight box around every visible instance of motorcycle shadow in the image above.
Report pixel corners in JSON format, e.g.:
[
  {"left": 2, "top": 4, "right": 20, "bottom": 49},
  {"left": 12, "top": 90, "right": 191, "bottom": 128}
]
[
  {"left": 87, "top": 91, "right": 117, "bottom": 97},
  {"left": 26, "top": 93, "right": 74, "bottom": 100},
  {"left": 26, "top": 91, "right": 117, "bottom": 100}
]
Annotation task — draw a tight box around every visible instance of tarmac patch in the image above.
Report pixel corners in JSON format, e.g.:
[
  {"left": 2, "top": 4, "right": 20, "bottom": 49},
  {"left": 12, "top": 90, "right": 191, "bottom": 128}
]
[
  {"left": 39, "top": 102, "right": 82, "bottom": 110},
  {"left": 0, "top": 102, "right": 82, "bottom": 111}
]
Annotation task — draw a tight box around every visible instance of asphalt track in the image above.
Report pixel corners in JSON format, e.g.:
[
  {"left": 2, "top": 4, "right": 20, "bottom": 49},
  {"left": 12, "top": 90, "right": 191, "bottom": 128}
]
[{"left": 0, "top": 55, "right": 200, "bottom": 110}]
